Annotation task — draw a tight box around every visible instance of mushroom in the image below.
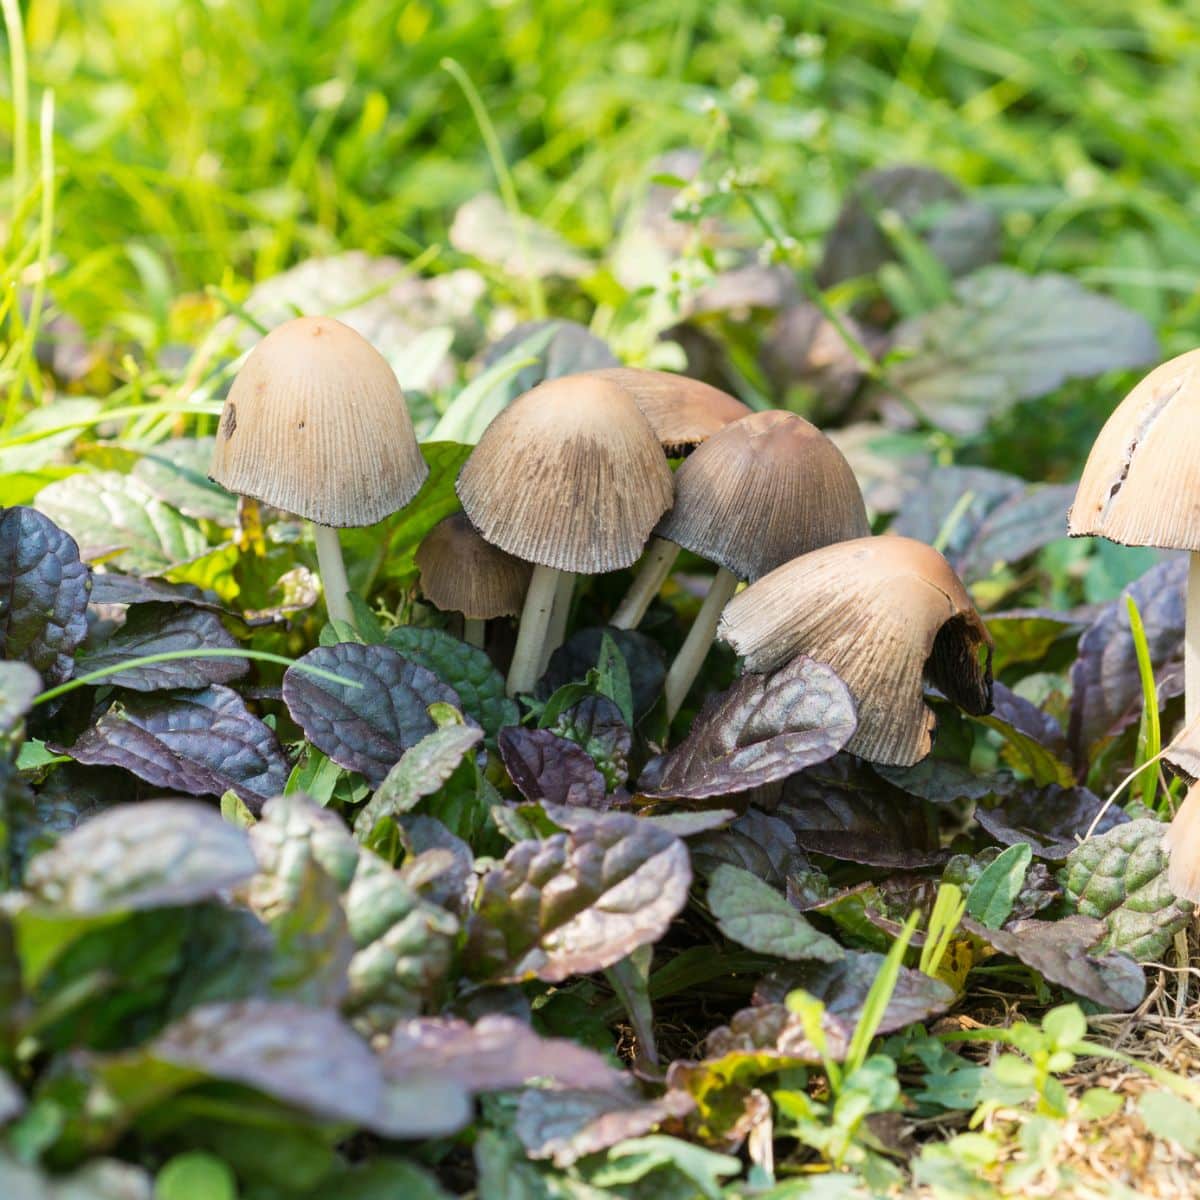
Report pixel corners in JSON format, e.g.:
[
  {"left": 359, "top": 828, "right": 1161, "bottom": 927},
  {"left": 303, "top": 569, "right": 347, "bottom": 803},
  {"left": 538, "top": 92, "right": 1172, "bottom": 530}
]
[
  {"left": 415, "top": 512, "right": 532, "bottom": 647},
  {"left": 210, "top": 316, "right": 427, "bottom": 629},
  {"left": 718, "top": 535, "right": 993, "bottom": 765},
  {"left": 1068, "top": 349, "right": 1200, "bottom": 899},
  {"left": 626, "top": 410, "right": 870, "bottom": 719},
  {"left": 456, "top": 373, "right": 673, "bottom": 696}
]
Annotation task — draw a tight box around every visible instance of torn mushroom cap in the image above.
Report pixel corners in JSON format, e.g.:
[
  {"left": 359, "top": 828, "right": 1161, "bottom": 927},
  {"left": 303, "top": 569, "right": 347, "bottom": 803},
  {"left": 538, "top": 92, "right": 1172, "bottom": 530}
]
[
  {"left": 415, "top": 511, "right": 532, "bottom": 619},
  {"left": 655, "top": 410, "right": 870, "bottom": 582},
  {"left": 589, "top": 367, "right": 751, "bottom": 456},
  {"left": 718, "top": 535, "right": 993, "bottom": 766},
  {"left": 210, "top": 315, "right": 428, "bottom": 527},
  {"left": 456, "top": 374, "right": 674, "bottom": 574},
  {"left": 1069, "top": 348, "right": 1200, "bottom": 550}
]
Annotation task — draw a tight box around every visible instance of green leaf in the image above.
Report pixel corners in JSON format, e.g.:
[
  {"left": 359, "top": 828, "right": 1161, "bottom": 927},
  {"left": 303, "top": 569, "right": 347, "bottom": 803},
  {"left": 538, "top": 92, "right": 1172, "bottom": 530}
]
[
  {"left": 156, "top": 1152, "right": 237, "bottom": 1200},
  {"left": 965, "top": 843, "right": 1032, "bottom": 929},
  {"left": 385, "top": 625, "right": 517, "bottom": 738},
  {"left": 595, "top": 632, "right": 634, "bottom": 727},
  {"left": 36, "top": 471, "right": 208, "bottom": 575},
  {"left": 707, "top": 865, "right": 844, "bottom": 962},
  {"left": 1064, "top": 820, "right": 1193, "bottom": 961},
  {"left": 590, "top": 1136, "right": 742, "bottom": 1200},
  {"left": 1138, "top": 1090, "right": 1200, "bottom": 1154}
]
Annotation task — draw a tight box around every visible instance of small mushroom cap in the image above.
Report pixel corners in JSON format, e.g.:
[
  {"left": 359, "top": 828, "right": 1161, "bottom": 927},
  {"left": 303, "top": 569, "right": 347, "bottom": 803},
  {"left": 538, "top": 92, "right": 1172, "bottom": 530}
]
[
  {"left": 415, "top": 512, "right": 533, "bottom": 619},
  {"left": 210, "top": 316, "right": 428, "bottom": 527},
  {"left": 455, "top": 374, "right": 674, "bottom": 574},
  {"left": 590, "top": 367, "right": 751, "bottom": 456},
  {"left": 1069, "top": 349, "right": 1200, "bottom": 551},
  {"left": 655, "top": 410, "right": 870, "bottom": 581},
  {"left": 718, "top": 536, "right": 993, "bottom": 766}
]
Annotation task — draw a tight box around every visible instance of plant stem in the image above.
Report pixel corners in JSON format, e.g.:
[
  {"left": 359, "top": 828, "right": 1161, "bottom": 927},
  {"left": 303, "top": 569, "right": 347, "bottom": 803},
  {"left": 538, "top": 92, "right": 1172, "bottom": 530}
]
[
  {"left": 611, "top": 537, "right": 680, "bottom": 630},
  {"left": 1187, "top": 552, "right": 1200, "bottom": 727},
  {"left": 507, "top": 563, "right": 560, "bottom": 696},
  {"left": 538, "top": 571, "right": 576, "bottom": 674},
  {"left": 312, "top": 522, "right": 354, "bottom": 631},
  {"left": 463, "top": 618, "right": 486, "bottom": 648},
  {"left": 663, "top": 566, "right": 739, "bottom": 720}
]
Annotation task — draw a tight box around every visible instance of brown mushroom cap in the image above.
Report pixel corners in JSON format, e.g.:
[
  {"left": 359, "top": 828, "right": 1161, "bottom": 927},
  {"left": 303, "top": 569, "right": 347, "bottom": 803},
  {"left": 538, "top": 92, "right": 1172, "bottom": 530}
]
[
  {"left": 210, "top": 316, "right": 428, "bottom": 527},
  {"left": 718, "top": 535, "right": 993, "bottom": 766},
  {"left": 415, "top": 512, "right": 532, "bottom": 620},
  {"left": 1069, "top": 349, "right": 1200, "bottom": 551},
  {"left": 590, "top": 367, "right": 751, "bottom": 456},
  {"left": 455, "top": 374, "right": 674, "bottom": 574},
  {"left": 655, "top": 409, "right": 870, "bottom": 582}
]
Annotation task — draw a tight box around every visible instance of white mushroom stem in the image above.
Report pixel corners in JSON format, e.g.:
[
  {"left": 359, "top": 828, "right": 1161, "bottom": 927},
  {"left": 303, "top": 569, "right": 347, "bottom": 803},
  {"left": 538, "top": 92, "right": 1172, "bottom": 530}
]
[
  {"left": 611, "top": 537, "right": 681, "bottom": 630},
  {"left": 539, "top": 571, "right": 576, "bottom": 674},
  {"left": 1188, "top": 552, "right": 1200, "bottom": 727},
  {"left": 312, "top": 522, "right": 355, "bottom": 630},
  {"left": 663, "top": 567, "right": 740, "bottom": 720},
  {"left": 507, "top": 564, "right": 560, "bottom": 696},
  {"left": 463, "top": 618, "right": 486, "bottom": 649}
]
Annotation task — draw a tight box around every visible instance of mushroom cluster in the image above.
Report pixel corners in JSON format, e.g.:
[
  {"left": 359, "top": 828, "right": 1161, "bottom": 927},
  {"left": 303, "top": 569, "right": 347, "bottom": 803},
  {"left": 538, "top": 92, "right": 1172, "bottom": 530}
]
[{"left": 211, "top": 320, "right": 994, "bottom": 770}]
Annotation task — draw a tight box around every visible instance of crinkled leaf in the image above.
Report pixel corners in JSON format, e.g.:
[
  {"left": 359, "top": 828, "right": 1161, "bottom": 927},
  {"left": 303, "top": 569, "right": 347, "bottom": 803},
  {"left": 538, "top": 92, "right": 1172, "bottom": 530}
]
[
  {"left": 974, "top": 683, "right": 1073, "bottom": 787},
  {"left": 707, "top": 864, "right": 844, "bottom": 962},
  {"left": 400, "top": 815, "right": 474, "bottom": 915},
  {"left": 383, "top": 1014, "right": 623, "bottom": 1093},
  {"left": 450, "top": 194, "right": 592, "bottom": 279},
  {"left": 283, "top": 643, "right": 465, "bottom": 785},
  {"left": 515, "top": 1086, "right": 694, "bottom": 1168},
  {"left": 384, "top": 625, "right": 517, "bottom": 737},
  {"left": 498, "top": 726, "right": 608, "bottom": 809},
  {"left": 975, "top": 784, "right": 1128, "bottom": 860},
  {"left": 549, "top": 694, "right": 632, "bottom": 791},
  {"left": 23, "top": 800, "right": 256, "bottom": 914},
  {"left": 964, "top": 914, "right": 1146, "bottom": 1011},
  {"left": 57, "top": 686, "right": 289, "bottom": 810},
  {"left": 87, "top": 571, "right": 228, "bottom": 614},
  {"left": 639, "top": 656, "right": 855, "bottom": 800},
  {"left": 873, "top": 757, "right": 1000, "bottom": 805},
  {"left": 0, "top": 506, "right": 90, "bottom": 685},
  {"left": 129, "top": 438, "right": 238, "bottom": 524},
  {"left": 75, "top": 604, "right": 248, "bottom": 692},
  {"left": 1069, "top": 558, "right": 1186, "bottom": 766},
  {"left": 963, "top": 843, "right": 1032, "bottom": 929},
  {"left": 1064, "top": 819, "right": 1193, "bottom": 962},
  {"left": 36, "top": 472, "right": 208, "bottom": 575},
  {"left": 355, "top": 724, "right": 482, "bottom": 836},
  {"left": 541, "top": 627, "right": 666, "bottom": 721},
  {"left": 692, "top": 808, "right": 809, "bottom": 887},
  {"left": 0, "top": 662, "right": 41, "bottom": 735},
  {"left": 466, "top": 810, "right": 691, "bottom": 982},
  {"left": 818, "top": 165, "right": 1000, "bottom": 286},
  {"left": 879, "top": 267, "right": 1159, "bottom": 436},
  {"left": 777, "top": 755, "right": 946, "bottom": 868}
]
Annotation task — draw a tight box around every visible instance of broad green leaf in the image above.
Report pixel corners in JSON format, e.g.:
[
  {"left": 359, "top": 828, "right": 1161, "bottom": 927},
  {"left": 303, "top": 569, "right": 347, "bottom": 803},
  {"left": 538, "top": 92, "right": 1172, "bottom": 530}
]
[
  {"left": 964, "top": 843, "right": 1032, "bottom": 929},
  {"left": 1138, "top": 1090, "right": 1200, "bottom": 1154}
]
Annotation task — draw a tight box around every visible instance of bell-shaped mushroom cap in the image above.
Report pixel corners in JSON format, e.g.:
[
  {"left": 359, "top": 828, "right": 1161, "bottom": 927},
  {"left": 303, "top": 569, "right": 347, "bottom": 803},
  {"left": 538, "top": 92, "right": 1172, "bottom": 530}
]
[
  {"left": 590, "top": 367, "right": 752, "bottom": 456},
  {"left": 655, "top": 410, "right": 870, "bottom": 582},
  {"left": 455, "top": 374, "right": 674, "bottom": 573},
  {"left": 1069, "top": 349, "right": 1200, "bottom": 551},
  {"left": 415, "top": 512, "right": 532, "bottom": 620},
  {"left": 718, "top": 536, "right": 993, "bottom": 766},
  {"left": 210, "top": 316, "right": 428, "bottom": 527}
]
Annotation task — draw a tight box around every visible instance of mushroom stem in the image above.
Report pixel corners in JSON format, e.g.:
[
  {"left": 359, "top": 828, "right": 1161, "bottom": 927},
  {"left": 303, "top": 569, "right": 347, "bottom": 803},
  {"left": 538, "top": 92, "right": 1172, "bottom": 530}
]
[
  {"left": 539, "top": 571, "right": 576, "bottom": 674},
  {"left": 312, "top": 522, "right": 355, "bottom": 630},
  {"left": 663, "top": 567, "right": 740, "bottom": 720},
  {"left": 1188, "top": 553, "right": 1200, "bottom": 727},
  {"left": 463, "top": 618, "right": 486, "bottom": 648},
  {"left": 507, "top": 564, "right": 560, "bottom": 696},
  {"left": 611, "top": 537, "right": 681, "bottom": 630}
]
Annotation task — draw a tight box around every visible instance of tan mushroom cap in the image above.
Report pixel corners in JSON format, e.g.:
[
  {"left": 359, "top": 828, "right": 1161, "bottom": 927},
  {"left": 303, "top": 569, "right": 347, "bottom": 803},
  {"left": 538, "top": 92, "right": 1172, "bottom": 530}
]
[
  {"left": 590, "top": 367, "right": 751, "bottom": 456},
  {"left": 1069, "top": 349, "right": 1200, "bottom": 551},
  {"left": 455, "top": 374, "right": 674, "bottom": 574},
  {"left": 655, "top": 410, "right": 870, "bottom": 582},
  {"left": 718, "top": 535, "right": 993, "bottom": 766},
  {"left": 415, "top": 512, "right": 532, "bottom": 620},
  {"left": 210, "top": 316, "right": 428, "bottom": 527}
]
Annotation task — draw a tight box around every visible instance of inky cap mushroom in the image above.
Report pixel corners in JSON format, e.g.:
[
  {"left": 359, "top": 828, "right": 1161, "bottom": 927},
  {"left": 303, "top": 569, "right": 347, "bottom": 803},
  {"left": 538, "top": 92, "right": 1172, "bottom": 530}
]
[{"left": 718, "top": 535, "right": 993, "bottom": 766}]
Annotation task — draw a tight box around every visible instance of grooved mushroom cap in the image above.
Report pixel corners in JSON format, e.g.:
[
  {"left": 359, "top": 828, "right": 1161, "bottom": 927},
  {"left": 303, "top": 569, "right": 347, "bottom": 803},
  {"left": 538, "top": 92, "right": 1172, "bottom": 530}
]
[
  {"left": 455, "top": 374, "right": 674, "bottom": 574},
  {"left": 1068, "top": 349, "right": 1200, "bottom": 550},
  {"left": 718, "top": 536, "right": 993, "bottom": 766},
  {"left": 210, "top": 316, "right": 428, "bottom": 527},
  {"left": 415, "top": 512, "right": 532, "bottom": 620},
  {"left": 655, "top": 410, "right": 870, "bottom": 582},
  {"left": 590, "top": 367, "right": 752, "bottom": 456}
]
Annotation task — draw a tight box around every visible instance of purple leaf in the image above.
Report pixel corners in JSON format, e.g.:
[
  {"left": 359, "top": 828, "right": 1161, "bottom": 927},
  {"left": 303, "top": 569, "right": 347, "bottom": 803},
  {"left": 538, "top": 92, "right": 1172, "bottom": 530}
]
[
  {"left": 550, "top": 693, "right": 632, "bottom": 790},
  {"left": 692, "top": 808, "right": 810, "bottom": 887},
  {"left": 498, "top": 726, "right": 608, "bottom": 809},
  {"left": 974, "top": 784, "right": 1129, "bottom": 860},
  {"left": 88, "top": 571, "right": 229, "bottom": 614},
  {"left": 283, "top": 643, "right": 465, "bottom": 785},
  {"left": 541, "top": 626, "right": 666, "bottom": 721},
  {"left": 56, "top": 685, "right": 289, "bottom": 810},
  {"left": 974, "top": 682, "right": 1074, "bottom": 787}
]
